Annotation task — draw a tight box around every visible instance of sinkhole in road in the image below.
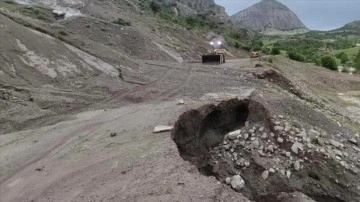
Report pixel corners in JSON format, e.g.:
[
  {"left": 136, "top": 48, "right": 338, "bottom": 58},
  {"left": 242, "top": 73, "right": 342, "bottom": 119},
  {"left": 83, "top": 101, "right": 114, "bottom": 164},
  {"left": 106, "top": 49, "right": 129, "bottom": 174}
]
[{"left": 171, "top": 98, "right": 352, "bottom": 202}]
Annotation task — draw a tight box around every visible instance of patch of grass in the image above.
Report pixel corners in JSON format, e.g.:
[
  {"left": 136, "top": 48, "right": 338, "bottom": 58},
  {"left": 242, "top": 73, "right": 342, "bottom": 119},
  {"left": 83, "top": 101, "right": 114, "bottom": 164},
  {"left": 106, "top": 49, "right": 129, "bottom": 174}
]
[{"left": 112, "top": 18, "right": 131, "bottom": 26}]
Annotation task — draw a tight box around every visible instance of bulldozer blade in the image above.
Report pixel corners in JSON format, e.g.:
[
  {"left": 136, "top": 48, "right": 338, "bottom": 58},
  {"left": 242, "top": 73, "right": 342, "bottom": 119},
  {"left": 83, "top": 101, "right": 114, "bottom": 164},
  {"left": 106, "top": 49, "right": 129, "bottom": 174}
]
[{"left": 202, "top": 54, "right": 222, "bottom": 64}]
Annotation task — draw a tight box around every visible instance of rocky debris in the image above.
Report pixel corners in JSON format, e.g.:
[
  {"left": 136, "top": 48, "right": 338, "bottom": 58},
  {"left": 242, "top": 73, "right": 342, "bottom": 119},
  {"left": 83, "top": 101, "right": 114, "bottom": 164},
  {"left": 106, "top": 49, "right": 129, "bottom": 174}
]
[
  {"left": 153, "top": 125, "right": 173, "bottom": 133},
  {"left": 277, "top": 192, "right": 316, "bottom": 202},
  {"left": 230, "top": 175, "right": 245, "bottom": 191},
  {"left": 110, "top": 132, "right": 117, "bottom": 137}
]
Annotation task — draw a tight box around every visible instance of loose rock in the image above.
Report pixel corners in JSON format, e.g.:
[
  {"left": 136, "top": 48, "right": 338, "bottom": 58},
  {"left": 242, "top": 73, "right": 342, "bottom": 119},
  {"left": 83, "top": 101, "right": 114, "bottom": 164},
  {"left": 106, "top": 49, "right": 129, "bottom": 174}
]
[
  {"left": 262, "top": 170, "right": 269, "bottom": 180},
  {"left": 153, "top": 125, "right": 173, "bottom": 133},
  {"left": 230, "top": 175, "right": 245, "bottom": 191},
  {"left": 294, "top": 160, "right": 301, "bottom": 171}
]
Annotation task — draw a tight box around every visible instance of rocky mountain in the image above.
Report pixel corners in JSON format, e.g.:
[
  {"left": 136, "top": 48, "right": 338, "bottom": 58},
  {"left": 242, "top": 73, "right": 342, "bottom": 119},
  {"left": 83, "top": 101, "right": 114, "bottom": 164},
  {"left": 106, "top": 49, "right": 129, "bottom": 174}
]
[
  {"left": 151, "top": 0, "right": 231, "bottom": 24},
  {"left": 230, "top": 0, "right": 308, "bottom": 35}
]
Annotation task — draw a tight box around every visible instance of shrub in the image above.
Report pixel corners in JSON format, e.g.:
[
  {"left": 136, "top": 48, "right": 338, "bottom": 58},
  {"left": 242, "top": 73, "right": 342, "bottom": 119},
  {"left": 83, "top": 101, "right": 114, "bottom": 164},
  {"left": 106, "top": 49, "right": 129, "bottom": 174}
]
[
  {"left": 261, "top": 47, "right": 270, "bottom": 55},
  {"left": 321, "top": 55, "right": 338, "bottom": 71},
  {"left": 335, "top": 52, "right": 349, "bottom": 64},
  {"left": 268, "top": 58, "right": 273, "bottom": 63},
  {"left": 112, "top": 18, "right": 131, "bottom": 26},
  {"left": 354, "top": 50, "right": 360, "bottom": 71},
  {"left": 288, "top": 51, "right": 305, "bottom": 62},
  {"left": 271, "top": 47, "right": 281, "bottom": 55}
]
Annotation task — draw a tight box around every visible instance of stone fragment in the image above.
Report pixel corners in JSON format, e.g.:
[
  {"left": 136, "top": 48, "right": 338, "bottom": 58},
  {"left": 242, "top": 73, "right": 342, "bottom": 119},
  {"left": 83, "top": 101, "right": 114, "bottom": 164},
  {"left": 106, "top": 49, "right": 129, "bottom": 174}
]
[
  {"left": 243, "top": 133, "right": 249, "bottom": 140},
  {"left": 291, "top": 142, "right": 303, "bottom": 154},
  {"left": 286, "top": 170, "right": 292, "bottom": 178},
  {"left": 270, "top": 132, "right": 275, "bottom": 137},
  {"left": 231, "top": 175, "right": 245, "bottom": 191},
  {"left": 294, "top": 161, "right": 301, "bottom": 171},
  {"left": 348, "top": 138, "right": 358, "bottom": 145},
  {"left": 259, "top": 126, "right": 264, "bottom": 132},
  {"left": 177, "top": 99, "right": 185, "bottom": 105},
  {"left": 308, "top": 129, "right": 320, "bottom": 138},
  {"left": 261, "top": 170, "right": 269, "bottom": 180},
  {"left": 274, "top": 126, "right": 284, "bottom": 131},
  {"left": 329, "top": 139, "right": 344, "bottom": 148},
  {"left": 269, "top": 168, "right": 276, "bottom": 173},
  {"left": 277, "top": 137, "right": 284, "bottom": 143},
  {"left": 261, "top": 133, "right": 268, "bottom": 139},
  {"left": 297, "top": 131, "right": 307, "bottom": 138},
  {"left": 267, "top": 145, "right": 274, "bottom": 153},
  {"left": 153, "top": 125, "right": 173, "bottom": 133},
  {"left": 225, "top": 177, "right": 231, "bottom": 185},
  {"left": 228, "top": 130, "right": 241, "bottom": 140},
  {"left": 285, "top": 152, "right": 291, "bottom": 157},
  {"left": 251, "top": 139, "right": 260, "bottom": 149}
]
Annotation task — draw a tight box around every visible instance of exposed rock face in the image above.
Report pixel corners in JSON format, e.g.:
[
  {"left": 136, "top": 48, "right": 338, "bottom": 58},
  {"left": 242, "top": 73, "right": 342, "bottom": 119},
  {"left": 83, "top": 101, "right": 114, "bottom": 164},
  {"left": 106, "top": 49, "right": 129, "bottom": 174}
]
[
  {"left": 230, "top": 0, "right": 307, "bottom": 35},
  {"left": 152, "top": 0, "right": 231, "bottom": 24}
]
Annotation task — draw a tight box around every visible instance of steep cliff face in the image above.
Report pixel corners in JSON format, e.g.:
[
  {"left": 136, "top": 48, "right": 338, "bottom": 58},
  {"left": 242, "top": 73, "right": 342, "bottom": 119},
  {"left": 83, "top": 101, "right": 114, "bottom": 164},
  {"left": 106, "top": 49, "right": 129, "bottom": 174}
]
[
  {"left": 152, "top": 0, "right": 231, "bottom": 24},
  {"left": 230, "top": 0, "right": 307, "bottom": 35}
]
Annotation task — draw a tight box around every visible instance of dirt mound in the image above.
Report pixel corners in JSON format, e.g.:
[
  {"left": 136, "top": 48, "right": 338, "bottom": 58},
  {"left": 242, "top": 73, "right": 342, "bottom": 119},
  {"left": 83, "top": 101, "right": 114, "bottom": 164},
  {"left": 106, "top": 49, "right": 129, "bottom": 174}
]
[{"left": 172, "top": 93, "right": 360, "bottom": 202}]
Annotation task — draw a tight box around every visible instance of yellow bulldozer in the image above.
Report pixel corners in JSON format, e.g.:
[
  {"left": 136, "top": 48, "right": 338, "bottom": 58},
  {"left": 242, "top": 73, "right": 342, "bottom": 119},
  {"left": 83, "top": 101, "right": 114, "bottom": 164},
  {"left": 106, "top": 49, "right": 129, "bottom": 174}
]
[{"left": 202, "top": 40, "right": 226, "bottom": 64}]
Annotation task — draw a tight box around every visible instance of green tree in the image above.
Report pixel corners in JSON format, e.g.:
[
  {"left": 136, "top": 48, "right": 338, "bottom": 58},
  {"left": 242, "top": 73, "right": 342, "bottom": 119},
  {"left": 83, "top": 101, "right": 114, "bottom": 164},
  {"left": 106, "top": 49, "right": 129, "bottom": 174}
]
[
  {"left": 271, "top": 47, "right": 281, "bottom": 55},
  {"left": 288, "top": 51, "right": 305, "bottom": 62},
  {"left": 335, "top": 52, "right": 349, "bottom": 64},
  {"left": 321, "top": 55, "right": 338, "bottom": 71}
]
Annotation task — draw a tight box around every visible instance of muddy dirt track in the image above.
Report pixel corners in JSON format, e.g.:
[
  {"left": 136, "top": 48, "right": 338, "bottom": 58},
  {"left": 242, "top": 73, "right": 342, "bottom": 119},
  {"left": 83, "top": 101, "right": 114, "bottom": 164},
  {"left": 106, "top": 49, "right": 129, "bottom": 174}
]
[{"left": 1, "top": 59, "right": 263, "bottom": 202}]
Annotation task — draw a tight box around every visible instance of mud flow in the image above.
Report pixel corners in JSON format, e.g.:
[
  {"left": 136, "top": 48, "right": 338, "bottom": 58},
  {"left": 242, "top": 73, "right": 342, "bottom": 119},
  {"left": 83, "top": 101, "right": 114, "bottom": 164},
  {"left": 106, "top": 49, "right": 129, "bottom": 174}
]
[{"left": 171, "top": 98, "right": 359, "bottom": 202}]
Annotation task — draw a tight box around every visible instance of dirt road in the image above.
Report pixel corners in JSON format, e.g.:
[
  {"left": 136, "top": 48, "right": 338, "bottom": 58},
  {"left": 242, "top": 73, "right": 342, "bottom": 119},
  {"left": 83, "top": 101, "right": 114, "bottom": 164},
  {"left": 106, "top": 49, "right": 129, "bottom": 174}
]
[{"left": 1, "top": 59, "right": 258, "bottom": 202}]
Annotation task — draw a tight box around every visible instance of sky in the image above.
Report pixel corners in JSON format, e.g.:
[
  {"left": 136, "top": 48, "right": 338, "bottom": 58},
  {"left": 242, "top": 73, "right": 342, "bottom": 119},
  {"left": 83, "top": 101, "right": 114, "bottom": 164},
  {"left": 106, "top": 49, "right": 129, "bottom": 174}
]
[{"left": 214, "top": 0, "right": 360, "bottom": 31}]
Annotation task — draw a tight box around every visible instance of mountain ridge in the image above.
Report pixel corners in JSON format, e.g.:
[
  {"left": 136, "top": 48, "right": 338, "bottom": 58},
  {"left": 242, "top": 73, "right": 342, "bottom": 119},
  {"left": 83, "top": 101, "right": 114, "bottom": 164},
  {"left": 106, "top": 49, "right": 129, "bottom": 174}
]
[{"left": 230, "top": 0, "right": 307, "bottom": 35}]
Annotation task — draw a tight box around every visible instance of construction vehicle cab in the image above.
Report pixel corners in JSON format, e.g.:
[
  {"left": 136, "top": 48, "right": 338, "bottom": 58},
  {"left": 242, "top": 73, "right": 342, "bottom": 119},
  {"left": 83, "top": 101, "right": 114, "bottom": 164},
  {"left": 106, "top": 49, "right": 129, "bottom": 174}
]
[{"left": 202, "top": 40, "right": 226, "bottom": 64}]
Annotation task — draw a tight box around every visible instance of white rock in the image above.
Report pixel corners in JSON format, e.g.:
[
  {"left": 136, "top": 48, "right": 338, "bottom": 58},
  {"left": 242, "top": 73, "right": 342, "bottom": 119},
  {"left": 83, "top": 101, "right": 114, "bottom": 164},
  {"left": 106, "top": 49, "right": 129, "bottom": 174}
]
[
  {"left": 267, "top": 145, "right": 274, "bottom": 153},
  {"left": 285, "top": 152, "right": 291, "bottom": 157},
  {"left": 277, "top": 137, "right": 284, "bottom": 143},
  {"left": 153, "top": 125, "right": 173, "bottom": 133},
  {"left": 261, "top": 133, "right": 268, "bottom": 139},
  {"left": 270, "top": 132, "right": 275, "bottom": 137},
  {"left": 329, "top": 139, "right": 344, "bottom": 148},
  {"left": 274, "top": 126, "right": 284, "bottom": 131},
  {"left": 230, "top": 175, "right": 245, "bottom": 191},
  {"left": 251, "top": 140, "right": 260, "bottom": 149},
  {"left": 228, "top": 130, "right": 241, "bottom": 140},
  {"left": 261, "top": 170, "right": 269, "bottom": 180},
  {"left": 225, "top": 177, "right": 231, "bottom": 185},
  {"left": 177, "top": 99, "right": 185, "bottom": 105},
  {"left": 286, "top": 170, "right": 292, "bottom": 178},
  {"left": 294, "top": 161, "right": 301, "bottom": 171},
  {"left": 291, "top": 142, "right": 303, "bottom": 154},
  {"left": 243, "top": 133, "right": 249, "bottom": 140},
  {"left": 269, "top": 168, "right": 276, "bottom": 173},
  {"left": 308, "top": 129, "right": 320, "bottom": 138},
  {"left": 297, "top": 131, "right": 307, "bottom": 138},
  {"left": 259, "top": 126, "right": 265, "bottom": 132}
]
